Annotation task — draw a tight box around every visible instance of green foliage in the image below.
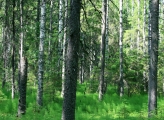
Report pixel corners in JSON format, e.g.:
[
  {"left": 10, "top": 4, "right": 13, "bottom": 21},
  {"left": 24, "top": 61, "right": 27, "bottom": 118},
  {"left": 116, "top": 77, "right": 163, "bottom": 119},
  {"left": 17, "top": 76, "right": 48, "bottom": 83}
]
[
  {"left": 0, "top": 0, "right": 164, "bottom": 120},
  {"left": 1, "top": 83, "right": 164, "bottom": 120}
]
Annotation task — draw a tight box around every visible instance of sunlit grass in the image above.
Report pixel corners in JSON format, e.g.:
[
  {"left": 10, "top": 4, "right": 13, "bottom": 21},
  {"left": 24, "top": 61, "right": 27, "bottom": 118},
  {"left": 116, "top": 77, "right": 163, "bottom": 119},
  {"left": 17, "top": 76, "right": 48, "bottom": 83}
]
[{"left": 0, "top": 82, "right": 164, "bottom": 120}]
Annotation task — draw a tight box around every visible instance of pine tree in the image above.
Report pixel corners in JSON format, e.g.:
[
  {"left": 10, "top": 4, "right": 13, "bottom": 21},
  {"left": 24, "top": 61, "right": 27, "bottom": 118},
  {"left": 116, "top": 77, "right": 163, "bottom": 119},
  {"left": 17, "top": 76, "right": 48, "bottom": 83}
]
[
  {"left": 148, "top": 0, "right": 159, "bottom": 117},
  {"left": 61, "top": 0, "right": 81, "bottom": 119}
]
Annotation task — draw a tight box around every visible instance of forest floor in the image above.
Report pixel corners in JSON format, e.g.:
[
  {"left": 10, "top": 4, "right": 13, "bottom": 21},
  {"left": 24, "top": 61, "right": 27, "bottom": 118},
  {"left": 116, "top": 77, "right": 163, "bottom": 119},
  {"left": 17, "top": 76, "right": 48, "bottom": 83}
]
[{"left": 0, "top": 82, "right": 164, "bottom": 120}]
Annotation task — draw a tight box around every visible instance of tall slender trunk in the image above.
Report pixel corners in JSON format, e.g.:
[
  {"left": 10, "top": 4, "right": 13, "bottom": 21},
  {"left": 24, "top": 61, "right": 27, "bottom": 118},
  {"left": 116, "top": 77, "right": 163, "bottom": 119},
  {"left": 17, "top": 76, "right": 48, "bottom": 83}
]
[
  {"left": 58, "top": 0, "right": 63, "bottom": 78},
  {"left": 61, "top": 0, "right": 81, "bottom": 119},
  {"left": 137, "top": 0, "right": 140, "bottom": 51},
  {"left": 17, "top": 0, "right": 28, "bottom": 116},
  {"left": 143, "top": 0, "right": 147, "bottom": 92},
  {"left": 36, "top": 0, "right": 40, "bottom": 48},
  {"left": 11, "top": 0, "right": 16, "bottom": 99},
  {"left": 37, "top": 0, "right": 46, "bottom": 106},
  {"left": 48, "top": 0, "right": 53, "bottom": 60},
  {"left": 17, "top": 57, "right": 28, "bottom": 116},
  {"left": 130, "top": 0, "right": 134, "bottom": 49},
  {"left": 79, "top": 53, "right": 84, "bottom": 84},
  {"left": 148, "top": 0, "right": 159, "bottom": 117},
  {"left": 159, "top": 2, "right": 163, "bottom": 43},
  {"left": 59, "top": 0, "right": 63, "bottom": 49},
  {"left": 143, "top": 0, "right": 146, "bottom": 54},
  {"left": 99, "top": 0, "right": 107, "bottom": 101},
  {"left": 2, "top": 0, "right": 9, "bottom": 88},
  {"left": 119, "top": 0, "right": 124, "bottom": 97},
  {"left": 105, "top": 0, "right": 109, "bottom": 53},
  {"left": 61, "top": 0, "right": 68, "bottom": 98},
  {"left": 20, "top": 0, "right": 23, "bottom": 59},
  {"left": 89, "top": 37, "right": 93, "bottom": 80},
  {"left": 48, "top": 0, "right": 53, "bottom": 83}
]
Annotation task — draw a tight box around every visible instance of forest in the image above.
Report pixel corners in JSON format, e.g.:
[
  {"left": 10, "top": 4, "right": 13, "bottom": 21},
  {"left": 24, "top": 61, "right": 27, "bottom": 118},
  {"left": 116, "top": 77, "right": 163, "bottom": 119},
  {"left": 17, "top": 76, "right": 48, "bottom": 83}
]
[{"left": 0, "top": 0, "right": 164, "bottom": 120}]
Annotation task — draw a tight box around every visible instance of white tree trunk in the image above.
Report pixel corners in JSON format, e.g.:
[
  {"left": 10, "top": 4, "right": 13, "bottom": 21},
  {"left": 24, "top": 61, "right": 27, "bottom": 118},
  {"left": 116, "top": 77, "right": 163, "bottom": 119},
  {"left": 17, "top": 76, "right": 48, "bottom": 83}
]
[
  {"left": 137, "top": 0, "right": 140, "bottom": 51},
  {"left": 37, "top": 0, "right": 46, "bottom": 106},
  {"left": 58, "top": 0, "right": 64, "bottom": 77},
  {"left": 130, "top": 0, "right": 134, "bottom": 49},
  {"left": 119, "top": 0, "right": 124, "bottom": 97},
  {"left": 61, "top": 0, "right": 68, "bottom": 97}
]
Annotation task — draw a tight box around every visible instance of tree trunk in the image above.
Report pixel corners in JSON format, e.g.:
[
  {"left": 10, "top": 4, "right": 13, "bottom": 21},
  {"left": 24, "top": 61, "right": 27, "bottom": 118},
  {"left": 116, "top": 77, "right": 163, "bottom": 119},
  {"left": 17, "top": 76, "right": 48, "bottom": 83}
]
[
  {"left": 58, "top": 0, "right": 64, "bottom": 78},
  {"left": 130, "top": 0, "right": 134, "bottom": 49},
  {"left": 79, "top": 54, "right": 84, "bottom": 84},
  {"left": 17, "top": 0, "right": 28, "bottom": 117},
  {"left": 119, "top": 0, "right": 124, "bottom": 97},
  {"left": 148, "top": 0, "right": 159, "bottom": 117},
  {"left": 11, "top": 0, "right": 16, "bottom": 99},
  {"left": 37, "top": 0, "right": 46, "bottom": 107},
  {"left": 61, "top": 0, "right": 68, "bottom": 98},
  {"left": 105, "top": 0, "right": 109, "bottom": 53},
  {"left": 36, "top": 0, "right": 40, "bottom": 48},
  {"left": 99, "top": 0, "right": 107, "bottom": 101},
  {"left": 61, "top": 0, "right": 81, "bottom": 119},
  {"left": 17, "top": 57, "right": 28, "bottom": 116},
  {"left": 2, "top": 0, "right": 9, "bottom": 88},
  {"left": 143, "top": 0, "right": 147, "bottom": 92},
  {"left": 48, "top": 0, "right": 53, "bottom": 61},
  {"left": 137, "top": 0, "right": 140, "bottom": 51},
  {"left": 59, "top": 0, "right": 63, "bottom": 51}
]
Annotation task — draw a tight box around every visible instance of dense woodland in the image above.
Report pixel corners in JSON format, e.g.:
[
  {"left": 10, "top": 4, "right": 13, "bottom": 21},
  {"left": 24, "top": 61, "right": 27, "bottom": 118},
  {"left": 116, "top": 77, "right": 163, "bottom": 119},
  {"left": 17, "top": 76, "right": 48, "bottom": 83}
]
[{"left": 0, "top": 0, "right": 164, "bottom": 119}]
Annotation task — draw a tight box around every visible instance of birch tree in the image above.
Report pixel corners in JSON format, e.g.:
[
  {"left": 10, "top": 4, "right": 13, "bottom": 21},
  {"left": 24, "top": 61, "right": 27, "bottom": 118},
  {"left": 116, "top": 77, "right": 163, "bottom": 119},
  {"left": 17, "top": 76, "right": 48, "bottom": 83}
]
[
  {"left": 37, "top": 0, "right": 46, "bottom": 106},
  {"left": 119, "top": 0, "right": 124, "bottom": 97},
  {"left": 137, "top": 0, "right": 140, "bottom": 50},
  {"left": 58, "top": 0, "right": 63, "bottom": 77},
  {"left": 61, "top": 0, "right": 68, "bottom": 97},
  {"left": 17, "top": 0, "right": 28, "bottom": 116}
]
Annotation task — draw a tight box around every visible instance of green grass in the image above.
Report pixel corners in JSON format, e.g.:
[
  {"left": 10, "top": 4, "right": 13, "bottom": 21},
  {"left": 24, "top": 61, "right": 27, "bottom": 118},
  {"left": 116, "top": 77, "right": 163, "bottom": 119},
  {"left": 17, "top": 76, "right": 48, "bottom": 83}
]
[{"left": 0, "top": 83, "right": 164, "bottom": 120}]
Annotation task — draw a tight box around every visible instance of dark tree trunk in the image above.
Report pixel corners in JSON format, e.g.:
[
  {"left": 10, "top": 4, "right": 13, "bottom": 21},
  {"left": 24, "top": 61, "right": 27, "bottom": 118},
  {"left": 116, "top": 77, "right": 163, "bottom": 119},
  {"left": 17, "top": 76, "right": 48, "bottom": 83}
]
[
  {"left": 2, "top": 0, "right": 9, "bottom": 88},
  {"left": 11, "top": 0, "right": 16, "bottom": 99},
  {"left": 61, "top": 0, "right": 81, "bottom": 119},
  {"left": 99, "top": 0, "right": 107, "bottom": 101},
  {"left": 36, "top": 0, "right": 40, "bottom": 47},
  {"left": 148, "top": 0, "right": 159, "bottom": 117},
  {"left": 17, "top": 57, "right": 28, "bottom": 116}
]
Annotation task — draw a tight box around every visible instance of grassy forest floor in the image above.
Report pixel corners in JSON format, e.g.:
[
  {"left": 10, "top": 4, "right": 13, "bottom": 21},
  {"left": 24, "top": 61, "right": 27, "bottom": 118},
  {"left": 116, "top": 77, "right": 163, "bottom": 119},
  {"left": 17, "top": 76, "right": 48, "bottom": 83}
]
[{"left": 0, "top": 82, "right": 164, "bottom": 120}]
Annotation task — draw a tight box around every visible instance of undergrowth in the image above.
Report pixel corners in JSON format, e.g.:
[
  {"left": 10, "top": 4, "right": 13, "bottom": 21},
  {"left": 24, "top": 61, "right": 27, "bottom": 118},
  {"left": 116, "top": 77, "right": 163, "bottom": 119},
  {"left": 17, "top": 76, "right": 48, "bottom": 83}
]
[{"left": 0, "top": 82, "right": 164, "bottom": 120}]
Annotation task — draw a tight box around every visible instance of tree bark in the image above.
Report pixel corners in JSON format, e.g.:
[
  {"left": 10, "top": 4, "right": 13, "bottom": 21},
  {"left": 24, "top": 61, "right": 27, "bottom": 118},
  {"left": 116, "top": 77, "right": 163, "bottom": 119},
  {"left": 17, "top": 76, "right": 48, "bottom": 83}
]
[
  {"left": 137, "top": 0, "right": 140, "bottom": 51},
  {"left": 17, "top": 0, "right": 28, "bottom": 117},
  {"left": 119, "top": 0, "right": 124, "bottom": 97},
  {"left": 2, "top": 0, "right": 9, "bottom": 88},
  {"left": 37, "top": 0, "right": 46, "bottom": 107},
  {"left": 58, "top": 0, "right": 64, "bottom": 78},
  {"left": 61, "top": 0, "right": 68, "bottom": 98},
  {"left": 148, "top": 0, "right": 159, "bottom": 117},
  {"left": 99, "top": 0, "right": 107, "bottom": 101},
  {"left": 143, "top": 0, "right": 147, "bottom": 92},
  {"left": 11, "top": 0, "right": 16, "bottom": 99},
  {"left": 36, "top": 0, "right": 40, "bottom": 48},
  {"left": 61, "top": 0, "right": 81, "bottom": 119},
  {"left": 17, "top": 57, "right": 28, "bottom": 116},
  {"left": 130, "top": 0, "right": 134, "bottom": 49}
]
